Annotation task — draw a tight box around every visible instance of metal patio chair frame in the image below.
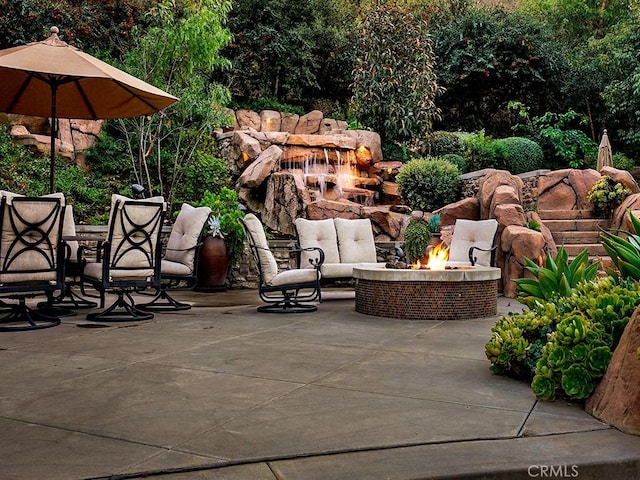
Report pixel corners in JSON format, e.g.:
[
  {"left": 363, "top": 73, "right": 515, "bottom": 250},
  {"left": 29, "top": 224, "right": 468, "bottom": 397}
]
[
  {"left": 240, "top": 213, "right": 324, "bottom": 313},
  {"left": 80, "top": 196, "right": 165, "bottom": 322},
  {"left": 0, "top": 194, "right": 66, "bottom": 331}
]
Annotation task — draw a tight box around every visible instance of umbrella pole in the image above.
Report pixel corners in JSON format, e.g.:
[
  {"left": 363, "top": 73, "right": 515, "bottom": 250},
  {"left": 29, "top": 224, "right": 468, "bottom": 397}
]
[{"left": 49, "top": 84, "right": 57, "bottom": 194}]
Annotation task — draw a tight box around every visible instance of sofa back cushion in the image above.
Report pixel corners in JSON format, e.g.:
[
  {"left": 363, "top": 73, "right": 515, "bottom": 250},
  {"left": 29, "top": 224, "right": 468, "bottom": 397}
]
[
  {"left": 294, "top": 218, "right": 340, "bottom": 266},
  {"left": 334, "top": 218, "right": 377, "bottom": 263}
]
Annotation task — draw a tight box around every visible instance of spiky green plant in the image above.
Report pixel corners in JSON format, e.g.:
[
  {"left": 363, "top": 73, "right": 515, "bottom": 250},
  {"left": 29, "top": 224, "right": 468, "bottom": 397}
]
[
  {"left": 601, "top": 209, "right": 640, "bottom": 280},
  {"left": 513, "top": 246, "right": 599, "bottom": 308}
]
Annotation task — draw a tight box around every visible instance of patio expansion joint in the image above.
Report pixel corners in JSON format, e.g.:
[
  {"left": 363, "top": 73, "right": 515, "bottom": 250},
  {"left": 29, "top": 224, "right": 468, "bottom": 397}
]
[{"left": 85, "top": 428, "right": 621, "bottom": 480}]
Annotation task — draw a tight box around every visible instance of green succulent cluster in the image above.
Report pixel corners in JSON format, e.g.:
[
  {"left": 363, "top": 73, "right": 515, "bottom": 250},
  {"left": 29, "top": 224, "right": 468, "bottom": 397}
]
[
  {"left": 532, "top": 312, "right": 613, "bottom": 401},
  {"left": 514, "top": 247, "right": 599, "bottom": 309},
  {"left": 586, "top": 176, "right": 631, "bottom": 217},
  {"left": 486, "top": 276, "right": 640, "bottom": 400}
]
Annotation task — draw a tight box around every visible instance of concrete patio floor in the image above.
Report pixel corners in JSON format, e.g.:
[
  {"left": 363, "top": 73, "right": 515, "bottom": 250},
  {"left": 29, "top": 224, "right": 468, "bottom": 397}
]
[{"left": 1, "top": 289, "right": 639, "bottom": 480}]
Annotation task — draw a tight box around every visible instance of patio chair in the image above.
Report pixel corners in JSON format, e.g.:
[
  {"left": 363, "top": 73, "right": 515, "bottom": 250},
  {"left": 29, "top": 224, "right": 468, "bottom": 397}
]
[
  {"left": 0, "top": 192, "right": 66, "bottom": 331},
  {"left": 447, "top": 218, "right": 499, "bottom": 267},
  {"left": 38, "top": 205, "right": 98, "bottom": 310},
  {"left": 240, "top": 213, "right": 324, "bottom": 313},
  {"left": 80, "top": 194, "right": 166, "bottom": 322},
  {"left": 137, "top": 203, "right": 211, "bottom": 311}
]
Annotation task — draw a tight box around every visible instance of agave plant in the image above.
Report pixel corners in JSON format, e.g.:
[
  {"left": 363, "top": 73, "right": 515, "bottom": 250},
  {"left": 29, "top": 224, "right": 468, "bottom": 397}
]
[
  {"left": 514, "top": 246, "right": 599, "bottom": 308},
  {"left": 600, "top": 209, "right": 640, "bottom": 280}
]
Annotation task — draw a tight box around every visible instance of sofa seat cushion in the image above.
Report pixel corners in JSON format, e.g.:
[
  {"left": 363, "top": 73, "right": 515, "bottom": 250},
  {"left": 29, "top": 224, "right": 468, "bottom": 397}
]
[
  {"left": 320, "top": 262, "right": 386, "bottom": 278},
  {"left": 161, "top": 259, "right": 193, "bottom": 276}
]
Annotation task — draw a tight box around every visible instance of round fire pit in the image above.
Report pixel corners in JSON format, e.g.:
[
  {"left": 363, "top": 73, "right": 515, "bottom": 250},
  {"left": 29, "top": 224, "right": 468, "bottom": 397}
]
[{"left": 353, "top": 266, "right": 501, "bottom": 320}]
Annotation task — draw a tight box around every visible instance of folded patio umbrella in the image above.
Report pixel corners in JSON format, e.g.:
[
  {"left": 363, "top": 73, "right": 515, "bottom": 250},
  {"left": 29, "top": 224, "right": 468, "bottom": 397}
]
[
  {"left": 0, "top": 26, "right": 179, "bottom": 192},
  {"left": 597, "top": 129, "right": 613, "bottom": 171}
]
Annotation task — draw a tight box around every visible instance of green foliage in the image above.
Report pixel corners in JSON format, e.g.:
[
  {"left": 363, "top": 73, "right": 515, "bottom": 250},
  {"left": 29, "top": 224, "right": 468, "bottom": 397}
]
[
  {"left": 463, "top": 131, "right": 507, "bottom": 172},
  {"left": 510, "top": 104, "right": 597, "bottom": 169},
  {"left": 403, "top": 218, "right": 432, "bottom": 264},
  {"left": 232, "top": 97, "right": 305, "bottom": 116},
  {"left": 0, "top": 0, "right": 154, "bottom": 57},
  {"left": 526, "top": 219, "right": 541, "bottom": 232},
  {"left": 440, "top": 154, "right": 466, "bottom": 173},
  {"left": 351, "top": 3, "right": 442, "bottom": 146},
  {"left": 586, "top": 176, "right": 631, "bottom": 217},
  {"left": 612, "top": 153, "right": 635, "bottom": 172},
  {"left": 514, "top": 247, "right": 599, "bottom": 309},
  {"left": 114, "top": 0, "right": 233, "bottom": 210},
  {"left": 194, "top": 187, "right": 245, "bottom": 268},
  {"left": 487, "top": 275, "right": 640, "bottom": 400},
  {"left": 494, "top": 137, "right": 544, "bottom": 174},
  {"left": 396, "top": 158, "right": 461, "bottom": 212},
  {"left": 431, "top": 7, "right": 570, "bottom": 135},
  {"left": 601, "top": 209, "right": 640, "bottom": 281},
  {"left": 177, "top": 152, "right": 231, "bottom": 204},
  {"left": 381, "top": 142, "right": 417, "bottom": 163},
  {"left": 427, "top": 131, "right": 466, "bottom": 157},
  {"left": 222, "top": 0, "right": 356, "bottom": 106}
]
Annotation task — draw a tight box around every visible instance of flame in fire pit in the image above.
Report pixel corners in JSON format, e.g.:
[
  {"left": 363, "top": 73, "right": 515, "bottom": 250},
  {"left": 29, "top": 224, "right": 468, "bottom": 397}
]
[
  {"left": 426, "top": 242, "right": 449, "bottom": 270},
  {"left": 411, "top": 242, "right": 450, "bottom": 270}
]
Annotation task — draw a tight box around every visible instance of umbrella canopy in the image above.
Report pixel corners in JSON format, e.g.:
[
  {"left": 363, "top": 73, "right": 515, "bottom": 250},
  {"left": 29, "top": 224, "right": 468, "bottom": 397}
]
[
  {"left": 0, "top": 26, "right": 178, "bottom": 192},
  {"left": 597, "top": 129, "right": 613, "bottom": 171}
]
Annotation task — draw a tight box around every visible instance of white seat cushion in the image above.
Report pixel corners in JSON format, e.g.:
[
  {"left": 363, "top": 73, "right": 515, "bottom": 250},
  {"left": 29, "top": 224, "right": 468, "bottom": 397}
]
[
  {"left": 449, "top": 219, "right": 498, "bottom": 266},
  {"left": 334, "top": 218, "right": 377, "bottom": 263},
  {"left": 268, "top": 267, "right": 319, "bottom": 287}
]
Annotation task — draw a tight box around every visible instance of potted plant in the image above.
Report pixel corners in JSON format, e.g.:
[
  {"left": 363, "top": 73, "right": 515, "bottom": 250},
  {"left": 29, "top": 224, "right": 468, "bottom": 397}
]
[{"left": 194, "top": 187, "right": 245, "bottom": 291}]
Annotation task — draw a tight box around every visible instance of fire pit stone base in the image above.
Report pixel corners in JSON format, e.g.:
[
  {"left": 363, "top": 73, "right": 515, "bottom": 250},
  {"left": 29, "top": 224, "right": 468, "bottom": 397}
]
[{"left": 353, "top": 266, "right": 501, "bottom": 321}]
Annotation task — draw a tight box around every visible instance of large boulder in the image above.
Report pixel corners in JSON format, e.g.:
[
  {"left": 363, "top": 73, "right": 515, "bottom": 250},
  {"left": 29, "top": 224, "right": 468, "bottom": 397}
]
[
  {"left": 537, "top": 169, "right": 600, "bottom": 210},
  {"left": 232, "top": 131, "right": 262, "bottom": 169},
  {"left": 237, "top": 145, "right": 282, "bottom": 188},
  {"left": 294, "top": 110, "right": 324, "bottom": 134},
  {"left": 600, "top": 166, "right": 640, "bottom": 194},
  {"left": 236, "top": 109, "right": 261, "bottom": 130},
  {"left": 612, "top": 193, "right": 640, "bottom": 231},
  {"left": 586, "top": 305, "right": 640, "bottom": 435},
  {"left": 477, "top": 169, "right": 523, "bottom": 219},
  {"left": 262, "top": 172, "right": 309, "bottom": 235},
  {"left": 435, "top": 197, "right": 480, "bottom": 227},
  {"left": 501, "top": 225, "right": 546, "bottom": 298}
]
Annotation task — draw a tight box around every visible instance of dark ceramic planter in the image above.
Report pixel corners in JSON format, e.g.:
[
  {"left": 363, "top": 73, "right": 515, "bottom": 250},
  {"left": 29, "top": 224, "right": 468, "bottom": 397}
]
[{"left": 195, "top": 235, "right": 230, "bottom": 291}]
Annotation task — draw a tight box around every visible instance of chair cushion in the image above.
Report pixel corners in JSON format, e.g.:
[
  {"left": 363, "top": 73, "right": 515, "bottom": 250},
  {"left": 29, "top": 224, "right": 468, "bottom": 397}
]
[
  {"left": 0, "top": 192, "right": 65, "bottom": 282},
  {"left": 334, "top": 218, "right": 377, "bottom": 263},
  {"left": 107, "top": 194, "right": 166, "bottom": 269},
  {"left": 83, "top": 261, "right": 154, "bottom": 281},
  {"left": 294, "top": 218, "right": 340, "bottom": 265},
  {"left": 164, "top": 203, "right": 211, "bottom": 271},
  {"left": 161, "top": 259, "right": 193, "bottom": 276},
  {"left": 242, "top": 214, "right": 278, "bottom": 284},
  {"left": 448, "top": 219, "right": 498, "bottom": 267},
  {"left": 268, "top": 267, "right": 319, "bottom": 287}
]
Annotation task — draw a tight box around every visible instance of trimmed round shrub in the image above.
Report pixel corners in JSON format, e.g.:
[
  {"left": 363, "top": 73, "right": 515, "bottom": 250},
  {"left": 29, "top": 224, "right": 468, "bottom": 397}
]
[
  {"left": 440, "top": 153, "right": 466, "bottom": 173},
  {"left": 495, "top": 137, "right": 545, "bottom": 174},
  {"left": 427, "top": 131, "right": 465, "bottom": 156},
  {"left": 396, "top": 158, "right": 461, "bottom": 211}
]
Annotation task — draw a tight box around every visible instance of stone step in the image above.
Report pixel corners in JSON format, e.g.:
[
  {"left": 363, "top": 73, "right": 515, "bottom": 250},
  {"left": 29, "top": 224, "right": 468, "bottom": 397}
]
[
  {"left": 542, "top": 218, "right": 610, "bottom": 232},
  {"left": 553, "top": 230, "right": 601, "bottom": 244},
  {"left": 562, "top": 243, "right": 607, "bottom": 256},
  {"left": 537, "top": 209, "right": 600, "bottom": 220}
]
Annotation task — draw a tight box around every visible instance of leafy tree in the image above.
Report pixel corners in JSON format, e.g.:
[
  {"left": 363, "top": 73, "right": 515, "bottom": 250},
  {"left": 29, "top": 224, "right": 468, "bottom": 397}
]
[
  {"left": 111, "top": 0, "right": 233, "bottom": 212},
  {"left": 0, "top": 0, "right": 154, "bottom": 57},
  {"left": 351, "top": 2, "right": 442, "bottom": 147},
  {"left": 221, "top": 0, "right": 356, "bottom": 108},
  {"left": 431, "top": 7, "right": 570, "bottom": 136}
]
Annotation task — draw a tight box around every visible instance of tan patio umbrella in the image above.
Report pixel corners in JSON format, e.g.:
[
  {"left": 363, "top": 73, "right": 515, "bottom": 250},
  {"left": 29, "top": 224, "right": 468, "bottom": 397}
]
[
  {"left": 0, "top": 27, "right": 178, "bottom": 192},
  {"left": 597, "top": 129, "right": 613, "bottom": 171}
]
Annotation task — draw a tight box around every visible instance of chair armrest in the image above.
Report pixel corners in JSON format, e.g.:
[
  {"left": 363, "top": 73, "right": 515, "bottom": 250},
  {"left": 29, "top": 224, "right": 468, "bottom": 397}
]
[
  {"left": 300, "top": 246, "right": 325, "bottom": 268},
  {"left": 468, "top": 245, "right": 497, "bottom": 266}
]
